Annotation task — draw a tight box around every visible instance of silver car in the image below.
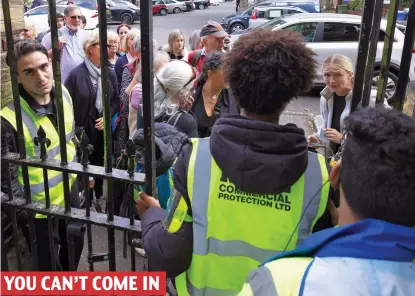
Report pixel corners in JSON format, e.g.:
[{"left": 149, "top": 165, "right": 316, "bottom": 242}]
[
  {"left": 249, "top": 6, "right": 308, "bottom": 28},
  {"left": 230, "top": 13, "right": 415, "bottom": 100},
  {"left": 156, "top": 0, "right": 187, "bottom": 13}
]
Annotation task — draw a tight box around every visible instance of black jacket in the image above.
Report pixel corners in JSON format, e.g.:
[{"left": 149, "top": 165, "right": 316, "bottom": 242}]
[
  {"left": 191, "top": 86, "right": 240, "bottom": 138},
  {"left": 114, "top": 54, "right": 129, "bottom": 93},
  {"left": 64, "top": 62, "right": 120, "bottom": 146},
  {"left": 132, "top": 122, "right": 190, "bottom": 177},
  {"left": 141, "top": 115, "right": 316, "bottom": 278}
]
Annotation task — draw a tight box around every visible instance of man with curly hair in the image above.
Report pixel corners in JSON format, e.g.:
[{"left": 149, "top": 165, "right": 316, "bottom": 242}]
[
  {"left": 136, "top": 29, "right": 331, "bottom": 294},
  {"left": 239, "top": 107, "right": 415, "bottom": 295}
]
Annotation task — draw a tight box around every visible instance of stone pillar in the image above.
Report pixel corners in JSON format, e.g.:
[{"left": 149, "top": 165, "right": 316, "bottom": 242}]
[{"left": 0, "top": 0, "right": 25, "bottom": 108}]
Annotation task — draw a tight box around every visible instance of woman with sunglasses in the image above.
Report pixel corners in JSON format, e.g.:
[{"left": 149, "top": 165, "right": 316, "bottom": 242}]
[
  {"left": 64, "top": 29, "right": 120, "bottom": 210},
  {"left": 191, "top": 51, "right": 239, "bottom": 138}
]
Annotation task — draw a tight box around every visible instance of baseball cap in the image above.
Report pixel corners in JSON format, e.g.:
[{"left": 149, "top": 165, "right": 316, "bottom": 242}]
[{"left": 200, "top": 21, "right": 228, "bottom": 38}]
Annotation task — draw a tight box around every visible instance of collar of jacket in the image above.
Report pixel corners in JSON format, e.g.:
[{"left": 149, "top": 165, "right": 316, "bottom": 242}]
[
  {"left": 262, "top": 219, "right": 415, "bottom": 265},
  {"left": 320, "top": 86, "right": 353, "bottom": 101},
  {"left": 19, "top": 84, "right": 56, "bottom": 117},
  {"left": 125, "top": 57, "right": 140, "bottom": 74}
]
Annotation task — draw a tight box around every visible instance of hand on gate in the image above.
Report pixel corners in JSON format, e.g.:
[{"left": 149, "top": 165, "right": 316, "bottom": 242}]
[
  {"left": 95, "top": 117, "right": 104, "bottom": 131},
  {"left": 324, "top": 128, "right": 342, "bottom": 144},
  {"left": 136, "top": 192, "right": 161, "bottom": 216}
]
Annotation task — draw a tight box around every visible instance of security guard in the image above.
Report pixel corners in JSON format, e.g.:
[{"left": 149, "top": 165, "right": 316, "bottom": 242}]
[
  {"left": 136, "top": 29, "right": 330, "bottom": 295},
  {"left": 1, "top": 40, "right": 84, "bottom": 271},
  {"left": 238, "top": 107, "right": 415, "bottom": 296}
]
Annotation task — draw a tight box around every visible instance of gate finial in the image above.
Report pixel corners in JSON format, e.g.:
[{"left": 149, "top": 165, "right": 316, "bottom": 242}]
[
  {"left": 34, "top": 126, "right": 51, "bottom": 161},
  {"left": 79, "top": 131, "right": 94, "bottom": 168}
]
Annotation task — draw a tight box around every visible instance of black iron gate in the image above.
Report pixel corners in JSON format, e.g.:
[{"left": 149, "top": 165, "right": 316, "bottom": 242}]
[
  {"left": 350, "top": 0, "right": 415, "bottom": 113},
  {"left": 1, "top": 0, "right": 415, "bottom": 273},
  {"left": 1, "top": 0, "right": 156, "bottom": 271}
]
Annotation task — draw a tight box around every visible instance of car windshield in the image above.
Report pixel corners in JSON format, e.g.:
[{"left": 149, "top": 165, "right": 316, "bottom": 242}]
[{"left": 258, "top": 17, "right": 287, "bottom": 28}]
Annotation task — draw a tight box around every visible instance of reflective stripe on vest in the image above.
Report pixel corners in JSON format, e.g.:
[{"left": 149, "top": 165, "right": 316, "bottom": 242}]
[
  {"left": 176, "top": 138, "right": 329, "bottom": 296},
  {"left": 239, "top": 257, "right": 314, "bottom": 296},
  {"left": 1, "top": 86, "right": 77, "bottom": 218}
]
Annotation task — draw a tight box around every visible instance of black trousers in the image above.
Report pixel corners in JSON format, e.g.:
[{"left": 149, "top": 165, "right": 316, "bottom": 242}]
[
  {"left": 20, "top": 194, "right": 85, "bottom": 271},
  {"left": 22, "top": 218, "right": 85, "bottom": 271}
]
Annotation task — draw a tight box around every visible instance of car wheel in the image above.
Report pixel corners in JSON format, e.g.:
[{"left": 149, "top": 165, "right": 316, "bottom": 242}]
[
  {"left": 159, "top": 8, "right": 167, "bottom": 15},
  {"left": 230, "top": 23, "right": 244, "bottom": 33},
  {"left": 198, "top": 3, "right": 205, "bottom": 9},
  {"left": 121, "top": 13, "right": 133, "bottom": 24},
  {"left": 372, "top": 69, "right": 399, "bottom": 102},
  {"left": 173, "top": 7, "right": 181, "bottom": 13}
]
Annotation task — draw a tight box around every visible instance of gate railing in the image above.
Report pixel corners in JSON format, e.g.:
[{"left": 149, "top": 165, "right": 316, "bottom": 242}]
[
  {"left": 351, "top": 0, "right": 415, "bottom": 112},
  {"left": 1, "top": 0, "right": 156, "bottom": 271}
]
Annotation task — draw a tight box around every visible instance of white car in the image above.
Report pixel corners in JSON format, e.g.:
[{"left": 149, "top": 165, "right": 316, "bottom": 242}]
[
  {"left": 249, "top": 5, "right": 308, "bottom": 28},
  {"left": 230, "top": 13, "right": 415, "bottom": 100},
  {"left": 211, "top": 0, "right": 220, "bottom": 5},
  {"left": 24, "top": 5, "right": 98, "bottom": 34}
]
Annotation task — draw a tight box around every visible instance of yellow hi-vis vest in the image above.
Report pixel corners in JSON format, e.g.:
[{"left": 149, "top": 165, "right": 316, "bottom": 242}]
[
  {"left": 1, "top": 86, "right": 77, "bottom": 218},
  {"left": 238, "top": 257, "right": 313, "bottom": 296},
  {"left": 174, "top": 138, "right": 329, "bottom": 296}
]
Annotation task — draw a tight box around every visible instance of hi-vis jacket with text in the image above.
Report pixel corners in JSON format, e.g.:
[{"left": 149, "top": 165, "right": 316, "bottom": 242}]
[
  {"left": 238, "top": 219, "right": 415, "bottom": 296},
  {"left": 140, "top": 115, "right": 330, "bottom": 295}
]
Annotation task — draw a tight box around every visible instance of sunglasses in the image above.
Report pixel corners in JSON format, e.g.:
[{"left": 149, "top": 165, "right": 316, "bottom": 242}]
[
  {"left": 156, "top": 60, "right": 197, "bottom": 95},
  {"left": 69, "top": 15, "right": 82, "bottom": 20}
]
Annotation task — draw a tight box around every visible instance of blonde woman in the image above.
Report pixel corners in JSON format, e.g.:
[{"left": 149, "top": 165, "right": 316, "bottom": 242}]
[
  {"left": 64, "top": 29, "right": 119, "bottom": 205},
  {"left": 309, "top": 54, "right": 390, "bottom": 153},
  {"left": 114, "top": 28, "right": 140, "bottom": 91},
  {"left": 162, "top": 29, "right": 188, "bottom": 60},
  {"left": 20, "top": 19, "right": 38, "bottom": 41}
]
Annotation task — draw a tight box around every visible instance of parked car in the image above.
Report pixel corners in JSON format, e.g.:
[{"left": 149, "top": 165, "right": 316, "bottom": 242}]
[
  {"left": 192, "top": 0, "right": 210, "bottom": 10},
  {"left": 176, "top": 0, "right": 196, "bottom": 11},
  {"left": 155, "top": 0, "right": 187, "bottom": 13},
  {"left": 152, "top": 0, "right": 168, "bottom": 15},
  {"left": 249, "top": 5, "right": 307, "bottom": 28},
  {"left": 230, "top": 13, "right": 415, "bottom": 100},
  {"left": 211, "top": 0, "right": 220, "bottom": 5},
  {"left": 56, "top": 0, "right": 112, "bottom": 21},
  {"left": 24, "top": 4, "right": 98, "bottom": 32},
  {"left": 106, "top": 0, "right": 140, "bottom": 24},
  {"left": 220, "top": 0, "right": 318, "bottom": 33}
]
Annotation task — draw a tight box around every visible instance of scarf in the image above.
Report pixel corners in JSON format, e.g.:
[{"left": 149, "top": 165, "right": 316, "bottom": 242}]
[{"left": 84, "top": 57, "right": 102, "bottom": 114}]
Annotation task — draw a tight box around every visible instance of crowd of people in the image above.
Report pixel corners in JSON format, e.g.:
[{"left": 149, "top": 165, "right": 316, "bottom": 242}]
[{"left": 2, "top": 2, "right": 415, "bottom": 296}]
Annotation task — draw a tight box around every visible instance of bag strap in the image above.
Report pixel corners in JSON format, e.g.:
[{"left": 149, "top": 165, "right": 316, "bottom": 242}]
[
  {"left": 166, "top": 110, "right": 183, "bottom": 127},
  {"left": 191, "top": 50, "right": 202, "bottom": 67}
]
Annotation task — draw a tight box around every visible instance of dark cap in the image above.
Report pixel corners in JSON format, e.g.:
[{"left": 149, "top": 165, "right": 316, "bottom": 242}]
[{"left": 200, "top": 21, "right": 228, "bottom": 38}]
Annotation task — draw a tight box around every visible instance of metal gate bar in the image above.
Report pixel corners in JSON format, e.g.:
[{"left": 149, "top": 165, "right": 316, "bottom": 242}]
[
  {"left": 140, "top": 0, "right": 157, "bottom": 196},
  {"left": 1, "top": 0, "right": 39, "bottom": 270},
  {"left": 1, "top": 0, "right": 156, "bottom": 271},
  {"left": 351, "top": 0, "right": 384, "bottom": 111},
  {"left": 376, "top": 0, "right": 399, "bottom": 104},
  {"left": 393, "top": 1, "right": 415, "bottom": 111}
]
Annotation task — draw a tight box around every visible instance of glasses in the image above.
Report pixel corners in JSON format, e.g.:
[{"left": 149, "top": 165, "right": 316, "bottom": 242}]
[
  {"left": 69, "top": 15, "right": 82, "bottom": 20},
  {"left": 156, "top": 61, "right": 197, "bottom": 96}
]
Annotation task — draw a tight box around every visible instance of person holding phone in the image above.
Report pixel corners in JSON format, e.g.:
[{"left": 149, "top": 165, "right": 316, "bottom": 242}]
[{"left": 308, "top": 54, "right": 390, "bottom": 155}]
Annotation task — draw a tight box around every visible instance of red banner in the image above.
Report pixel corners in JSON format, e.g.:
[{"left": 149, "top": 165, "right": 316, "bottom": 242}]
[{"left": 1, "top": 272, "right": 166, "bottom": 295}]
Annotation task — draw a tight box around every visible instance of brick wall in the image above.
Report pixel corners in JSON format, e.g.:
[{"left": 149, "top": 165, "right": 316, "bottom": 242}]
[{"left": 1, "top": 0, "right": 24, "bottom": 108}]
